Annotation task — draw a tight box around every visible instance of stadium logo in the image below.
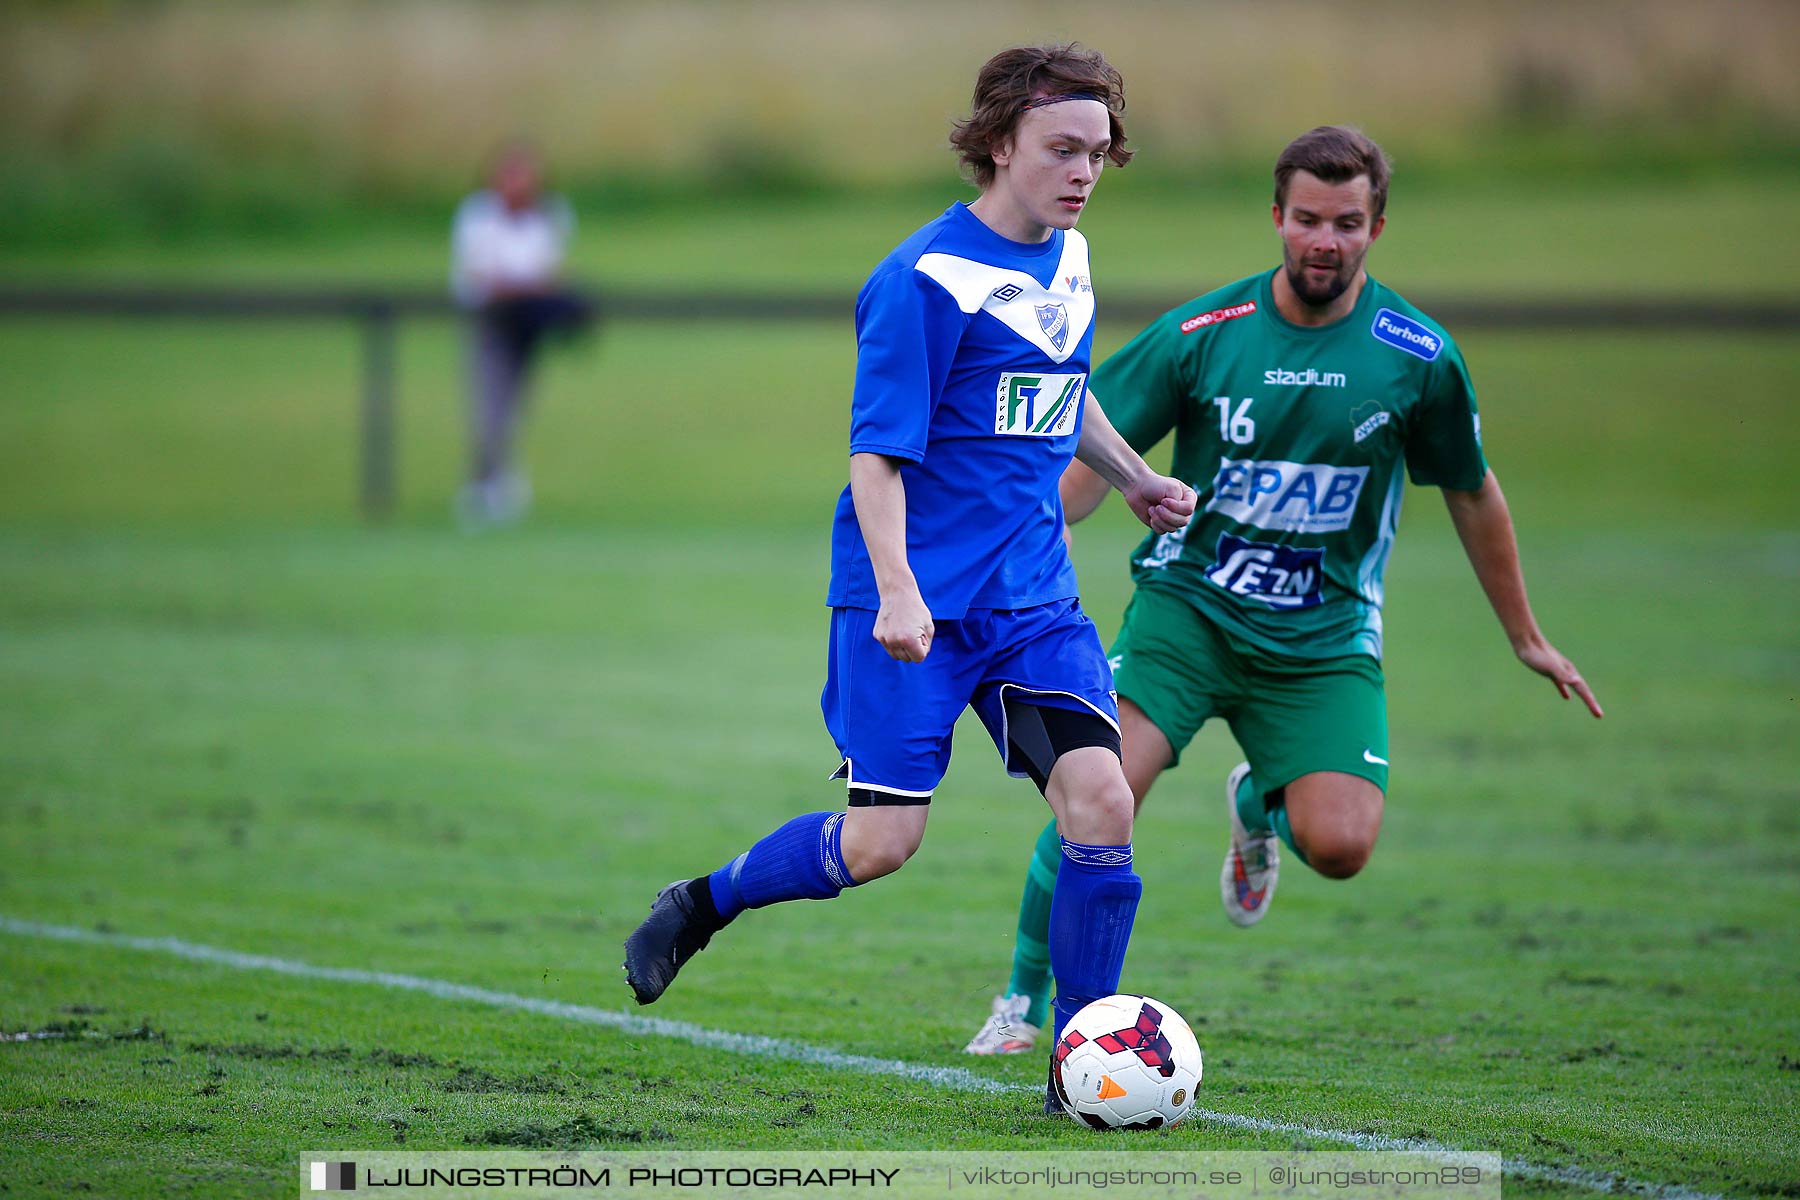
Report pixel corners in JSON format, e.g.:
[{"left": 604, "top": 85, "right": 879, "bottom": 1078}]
[
  {"left": 1064, "top": 273, "right": 1092, "bottom": 293},
  {"left": 989, "top": 283, "right": 1024, "bottom": 303},
  {"left": 1205, "top": 533, "right": 1326, "bottom": 610},
  {"left": 995, "top": 372, "right": 1085, "bottom": 437},
  {"left": 1180, "top": 301, "right": 1257, "bottom": 334},
  {"left": 1263, "top": 367, "right": 1346, "bottom": 388},
  {"left": 1035, "top": 303, "right": 1070, "bottom": 352},
  {"left": 1206, "top": 456, "right": 1369, "bottom": 533},
  {"left": 310, "top": 1162, "right": 356, "bottom": 1191},
  {"left": 1371, "top": 308, "right": 1442, "bottom": 360}
]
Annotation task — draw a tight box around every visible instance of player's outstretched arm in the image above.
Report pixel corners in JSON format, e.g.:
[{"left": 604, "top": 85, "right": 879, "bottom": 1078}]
[
  {"left": 849, "top": 452, "right": 933, "bottom": 663},
  {"left": 1442, "top": 471, "right": 1603, "bottom": 718},
  {"left": 1059, "top": 460, "right": 1112, "bottom": 527},
  {"left": 1072, "top": 388, "right": 1194, "bottom": 533}
]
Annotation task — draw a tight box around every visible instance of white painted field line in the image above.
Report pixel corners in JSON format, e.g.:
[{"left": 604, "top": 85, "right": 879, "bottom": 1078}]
[{"left": 2, "top": 916, "right": 1722, "bottom": 1200}]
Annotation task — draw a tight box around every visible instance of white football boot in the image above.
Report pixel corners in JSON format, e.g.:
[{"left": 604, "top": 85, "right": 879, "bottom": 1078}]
[
  {"left": 963, "top": 992, "right": 1040, "bottom": 1055},
  {"left": 1220, "top": 761, "right": 1280, "bottom": 926}
]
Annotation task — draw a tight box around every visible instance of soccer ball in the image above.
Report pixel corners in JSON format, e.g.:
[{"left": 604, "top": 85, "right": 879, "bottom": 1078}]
[{"left": 1051, "top": 993, "right": 1202, "bottom": 1130}]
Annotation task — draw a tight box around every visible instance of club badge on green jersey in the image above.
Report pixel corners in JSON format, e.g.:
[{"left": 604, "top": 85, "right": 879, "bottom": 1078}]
[
  {"left": 1350, "top": 400, "right": 1393, "bottom": 446},
  {"left": 995, "top": 372, "right": 1084, "bottom": 437}
]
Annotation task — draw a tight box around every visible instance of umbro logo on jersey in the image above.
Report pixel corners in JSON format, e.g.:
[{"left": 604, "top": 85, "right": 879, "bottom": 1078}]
[
  {"left": 914, "top": 247, "right": 1092, "bottom": 364},
  {"left": 1180, "top": 301, "right": 1257, "bottom": 334}
]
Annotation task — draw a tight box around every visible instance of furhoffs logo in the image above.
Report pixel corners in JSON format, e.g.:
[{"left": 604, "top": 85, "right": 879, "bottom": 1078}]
[{"left": 1371, "top": 308, "right": 1442, "bottom": 360}]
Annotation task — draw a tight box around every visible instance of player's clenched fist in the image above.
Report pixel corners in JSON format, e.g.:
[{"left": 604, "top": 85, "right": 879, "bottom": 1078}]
[
  {"left": 874, "top": 590, "right": 934, "bottom": 662},
  {"left": 1123, "top": 473, "right": 1197, "bottom": 535}
]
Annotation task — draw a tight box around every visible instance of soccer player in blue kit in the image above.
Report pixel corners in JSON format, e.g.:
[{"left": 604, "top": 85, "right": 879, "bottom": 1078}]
[{"left": 623, "top": 44, "right": 1196, "bottom": 1109}]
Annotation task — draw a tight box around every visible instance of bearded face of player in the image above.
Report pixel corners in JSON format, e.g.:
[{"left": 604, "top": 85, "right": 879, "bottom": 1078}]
[
  {"left": 979, "top": 99, "right": 1113, "bottom": 242},
  {"left": 1274, "top": 170, "right": 1386, "bottom": 310}
]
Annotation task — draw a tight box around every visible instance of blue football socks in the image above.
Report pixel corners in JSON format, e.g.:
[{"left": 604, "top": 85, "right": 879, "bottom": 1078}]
[
  {"left": 705, "top": 811, "right": 858, "bottom": 922},
  {"left": 1047, "top": 837, "right": 1142, "bottom": 1044}
]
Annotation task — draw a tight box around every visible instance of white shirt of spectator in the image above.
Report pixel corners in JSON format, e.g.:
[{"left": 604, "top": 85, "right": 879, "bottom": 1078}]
[{"left": 450, "top": 191, "right": 575, "bottom": 307}]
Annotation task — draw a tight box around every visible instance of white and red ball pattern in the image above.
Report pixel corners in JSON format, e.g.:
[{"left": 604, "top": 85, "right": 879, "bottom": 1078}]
[{"left": 1051, "top": 994, "right": 1202, "bottom": 1130}]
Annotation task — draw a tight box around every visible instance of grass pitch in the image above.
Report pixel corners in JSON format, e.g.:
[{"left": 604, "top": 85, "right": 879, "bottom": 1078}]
[
  {"left": 2, "top": 219, "right": 1799, "bottom": 1197},
  {"left": 2, "top": 516, "right": 1796, "bottom": 1197}
]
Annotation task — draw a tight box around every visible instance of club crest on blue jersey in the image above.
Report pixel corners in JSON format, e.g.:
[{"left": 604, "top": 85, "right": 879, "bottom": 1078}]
[
  {"left": 1371, "top": 308, "right": 1442, "bottom": 361},
  {"left": 1205, "top": 533, "right": 1325, "bottom": 610},
  {"left": 1035, "top": 303, "right": 1070, "bottom": 352}
]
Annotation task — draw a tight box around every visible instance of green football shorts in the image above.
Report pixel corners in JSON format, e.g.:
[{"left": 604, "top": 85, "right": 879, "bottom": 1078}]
[{"left": 1108, "top": 586, "right": 1389, "bottom": 793}]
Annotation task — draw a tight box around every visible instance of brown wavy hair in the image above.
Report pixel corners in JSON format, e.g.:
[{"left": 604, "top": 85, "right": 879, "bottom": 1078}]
[
  {"left": 1273, "top": 126, "right": 1393, "bottom": 219},
  {"left": 950, "top": 44, "right": 1132, "bottom": 189}
]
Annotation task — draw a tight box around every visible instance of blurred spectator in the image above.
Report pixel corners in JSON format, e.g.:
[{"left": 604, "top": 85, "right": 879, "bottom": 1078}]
[{"left": 451, "top": 141, "right": 592, "bottom": 527}]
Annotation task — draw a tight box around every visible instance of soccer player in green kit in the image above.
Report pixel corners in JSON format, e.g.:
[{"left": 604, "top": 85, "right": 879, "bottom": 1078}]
[{"left": 966, "top": 125, "right": 1603, "bottom": 1056}]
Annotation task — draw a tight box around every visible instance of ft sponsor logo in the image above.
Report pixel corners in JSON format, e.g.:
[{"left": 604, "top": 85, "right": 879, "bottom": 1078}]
[{"left": 995, "top": 372, "right": 1085, "bottom": 437}]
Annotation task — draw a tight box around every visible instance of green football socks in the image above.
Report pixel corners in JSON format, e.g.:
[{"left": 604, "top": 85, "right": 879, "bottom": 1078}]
[
  {"left": 1007, "top": 769, "right": 1321, "bottom": 1025},
  {"left": 1233, "top": 769, "right": 1272, "bottom": 834},
  {"left": 1236, "top": 769, "right": 1309, "bottom": 866},
  {"left": 1004, "top": 819, "right": 1060, "bottom": 1029}
]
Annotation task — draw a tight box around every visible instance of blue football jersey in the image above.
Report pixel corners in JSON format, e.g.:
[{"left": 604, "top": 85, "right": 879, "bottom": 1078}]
[{"left": 828, "top": 203, "right": 1098, "bottom": 619}]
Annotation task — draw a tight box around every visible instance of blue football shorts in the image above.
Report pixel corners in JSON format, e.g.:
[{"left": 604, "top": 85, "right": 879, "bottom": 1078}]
[{"left": 821, "top": 597, "right": 1119, "bottom": 799}]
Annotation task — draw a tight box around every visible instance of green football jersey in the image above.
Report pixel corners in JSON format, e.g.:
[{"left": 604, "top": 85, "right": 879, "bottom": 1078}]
[{"left": 1092, "top": 268, "right": 1487, "bottom": 660}]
